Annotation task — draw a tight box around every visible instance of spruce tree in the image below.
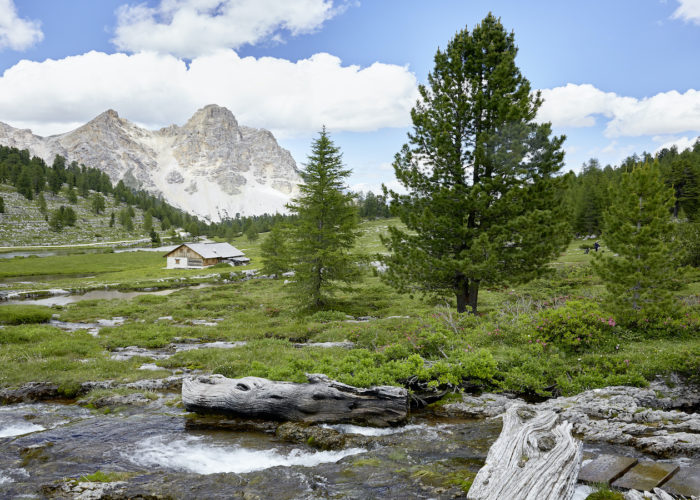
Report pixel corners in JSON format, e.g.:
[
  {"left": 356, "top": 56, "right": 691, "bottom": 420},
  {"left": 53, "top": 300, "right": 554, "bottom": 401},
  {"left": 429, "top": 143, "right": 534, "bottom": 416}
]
[
  {"left": 593, "top": 162, "right": 681, "bottom": 322},
  {"left": 260, "top": 224, "right": 290, "bottom": 277},
  {"left": 287, "top": 128, "right": 360, "bottom": 307},
  {"left": 382, "top": 14, "right": 569, "bottom": 314}
]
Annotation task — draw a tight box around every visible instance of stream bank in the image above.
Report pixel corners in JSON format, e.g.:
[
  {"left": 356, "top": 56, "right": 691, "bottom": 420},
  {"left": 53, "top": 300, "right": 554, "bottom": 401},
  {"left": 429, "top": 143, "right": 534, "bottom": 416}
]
[{"left": 1, "top": 377, "right": 698, "bottom": 498}]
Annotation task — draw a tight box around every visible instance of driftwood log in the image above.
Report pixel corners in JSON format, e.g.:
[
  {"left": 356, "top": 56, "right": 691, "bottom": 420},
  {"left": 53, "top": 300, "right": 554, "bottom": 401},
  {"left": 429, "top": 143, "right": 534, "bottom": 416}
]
[
  {"left": 182, "top": 373, "right": 408, "bottom": 427},
  {"left": 468, "top": 405, "right": 582, "bottom": 500}
]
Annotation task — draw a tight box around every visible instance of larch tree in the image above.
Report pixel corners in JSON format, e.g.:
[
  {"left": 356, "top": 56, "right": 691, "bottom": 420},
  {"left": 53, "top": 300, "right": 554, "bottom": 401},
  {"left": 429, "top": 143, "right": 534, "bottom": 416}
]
[
  {"left": 260, "top": 223, "right": 290, "bottom": 277},
  {"left": 382, "top": 14, "right": 570, "bottom": 314},
  {"left": 593, "top": 162, "right": 681, "bottom": 322},
  {"left": 286, "top": 127, "right": 360, "bottom": 308}
]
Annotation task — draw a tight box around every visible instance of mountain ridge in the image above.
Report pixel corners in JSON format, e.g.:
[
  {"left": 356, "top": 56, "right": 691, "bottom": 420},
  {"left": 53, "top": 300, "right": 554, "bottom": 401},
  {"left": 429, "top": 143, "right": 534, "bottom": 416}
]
[{"left": 0, "top": 105, "right": 302, "bottom": 221}]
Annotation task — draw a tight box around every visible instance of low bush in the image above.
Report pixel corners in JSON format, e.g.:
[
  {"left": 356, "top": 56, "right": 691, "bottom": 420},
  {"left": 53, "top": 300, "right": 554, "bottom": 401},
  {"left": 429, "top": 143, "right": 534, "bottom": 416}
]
[
  {"left": 309, "top": 310, "right": 348, "bottom": 323},
  {"left": 529, "top": 300, "right": 619, "bottom": 353}
]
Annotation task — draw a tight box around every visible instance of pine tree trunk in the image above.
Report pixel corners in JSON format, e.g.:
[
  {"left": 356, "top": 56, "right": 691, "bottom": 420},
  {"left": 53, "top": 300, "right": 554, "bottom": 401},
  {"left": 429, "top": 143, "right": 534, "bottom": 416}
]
[
  {"left": 468, "top": 279, "right": 480, "bottom": 315},
  {"left": 456, "top": 276, "right": 469, "bottom": 313},
  {"left": 456, "top": 278, "right": 480, "bottom": 314}
]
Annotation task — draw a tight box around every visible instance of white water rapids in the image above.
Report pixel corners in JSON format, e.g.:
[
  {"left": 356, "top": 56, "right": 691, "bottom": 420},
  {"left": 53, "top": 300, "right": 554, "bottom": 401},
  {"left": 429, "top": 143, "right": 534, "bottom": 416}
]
[{"left": 127, "top": 435, "right": 365, "bottom": 474}]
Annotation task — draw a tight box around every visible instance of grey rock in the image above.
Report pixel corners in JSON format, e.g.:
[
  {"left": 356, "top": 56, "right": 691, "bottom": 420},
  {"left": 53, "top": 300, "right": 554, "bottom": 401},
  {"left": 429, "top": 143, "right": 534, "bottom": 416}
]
[
  {"left": 165, "top": 169, "right": 185, "bottom": 183},
  {"left": 0, "top": 382, "right": 60, "bottom": 404},
  {"left": 540, "top": 384, "right": 700, "bottom": 457},
  {"left": 442, "top": 381, "right": 700, "bottom": 457},
  {"left": 0, "top": 105, "right": 302, "bottom": 221},
  {"left": 435, "top": 393, "right": 522, "bottom": 418}
]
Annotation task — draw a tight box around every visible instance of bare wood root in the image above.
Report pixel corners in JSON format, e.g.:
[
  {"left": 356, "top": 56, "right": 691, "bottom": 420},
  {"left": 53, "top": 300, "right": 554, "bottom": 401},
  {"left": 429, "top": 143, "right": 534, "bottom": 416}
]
[
  {"left": 182, "top": 373, "right": 408, "bottom": 427},
  {"left": 468, "top": 405, "right": 582, "bottom": 500}
]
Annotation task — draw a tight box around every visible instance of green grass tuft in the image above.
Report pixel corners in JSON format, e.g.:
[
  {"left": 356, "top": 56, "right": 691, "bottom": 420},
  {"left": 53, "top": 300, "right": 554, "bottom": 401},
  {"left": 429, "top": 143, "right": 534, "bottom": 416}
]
[{"left": 0, "top": 305, "right": 53, "bottom": 325}]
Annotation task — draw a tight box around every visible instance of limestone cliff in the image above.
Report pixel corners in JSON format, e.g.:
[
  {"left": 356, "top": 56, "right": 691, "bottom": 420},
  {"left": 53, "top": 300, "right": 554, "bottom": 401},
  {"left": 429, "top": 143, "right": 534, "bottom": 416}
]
[{"left": 0, "top": 105, "right": 302, "bottom": 221}]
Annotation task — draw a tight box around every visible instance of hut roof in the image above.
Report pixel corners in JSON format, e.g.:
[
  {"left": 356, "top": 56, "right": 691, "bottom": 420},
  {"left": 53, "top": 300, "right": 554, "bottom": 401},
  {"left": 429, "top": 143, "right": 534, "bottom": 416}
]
[{"left": 165, "top": 242, "right": 245, "bottom": 259}]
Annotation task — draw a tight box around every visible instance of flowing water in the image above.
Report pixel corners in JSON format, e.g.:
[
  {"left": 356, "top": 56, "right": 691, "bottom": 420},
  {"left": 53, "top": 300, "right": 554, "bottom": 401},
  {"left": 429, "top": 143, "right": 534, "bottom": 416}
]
[
  {"left": 1, "top": 283, "right": 214, "bottom": 307},
  {"left": 0, "top": 398, "right": 503, "bottom": 498},
  {"left": 1, "top": 399, "right": 695, "bottom": 498}
]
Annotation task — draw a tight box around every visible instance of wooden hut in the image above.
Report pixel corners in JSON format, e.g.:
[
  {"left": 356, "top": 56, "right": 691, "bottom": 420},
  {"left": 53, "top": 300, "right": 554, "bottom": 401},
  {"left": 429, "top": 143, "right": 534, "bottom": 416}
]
[{"left": 164, "top": 242, "right": 249, "bottom": 269}]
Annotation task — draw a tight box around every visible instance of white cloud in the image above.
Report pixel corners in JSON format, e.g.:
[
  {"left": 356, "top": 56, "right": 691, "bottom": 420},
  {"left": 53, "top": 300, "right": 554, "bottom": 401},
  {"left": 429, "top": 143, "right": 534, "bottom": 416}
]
[
  {"left": 538, "top": 84, "right": 619, "bottom": 127},
  {"left": 652, "top": 135, "right": 700, "bottom": 153},
  {"left": 350, "top": 179, "right": 405, "bottom": 195},
  {"left": 537, "top": 83, "right": 700, "bottom": 138},
  {"left": 0, "top": 50, "right": 417, "bottom": 137},
  {"left": 605, "top": 89, "right": 700, "bottom": 137},
  {"left": 113, "top": 0, "right": 346, "bottom": 58},
  {"left": 672, "top": 0, "right": 700, "bottom": 24},
  {"left": 0, "top": 0, "right": 43, "bottom": 51}
]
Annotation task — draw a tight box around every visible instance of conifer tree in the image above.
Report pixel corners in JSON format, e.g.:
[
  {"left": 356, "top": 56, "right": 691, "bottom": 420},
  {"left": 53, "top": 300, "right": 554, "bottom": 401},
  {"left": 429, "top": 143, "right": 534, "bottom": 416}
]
[
  {"left": 593, "top": 162, "right": 681, "bottom": 322},
  {"left": 143, "top": 210, "right": 153, "bottom": 232},
  {"left": 260, "top": 224, "right": 290, "bottom": 277},
  {"left": 382, "top": 14, "right": 569, "bottom": 314},
  {"left": 287, "top": 128, "right": 360, "bottom": 307},
  {"left": 66, "top": 186, "right": 78, "bottom": 204},
  {"left": 91, "top": 193, "right": 106, "bottom": 214},
  {"left": 150, "top": 228, "right": 161, "bottom": 247},
  {"left": 119, "top": 207, "right": 134, "bottom": 231},
  {"left": 37, "top": 192, "right": 47, "bottom": 214},
  {"left": 16, "top": 169, "right": 33, "bottom": 200},
  {"left": 244, "top": 224, "right": 259, "bottom": 242},
  {"left": 0, "top": 195, "right": 4, "bottom": 214}
]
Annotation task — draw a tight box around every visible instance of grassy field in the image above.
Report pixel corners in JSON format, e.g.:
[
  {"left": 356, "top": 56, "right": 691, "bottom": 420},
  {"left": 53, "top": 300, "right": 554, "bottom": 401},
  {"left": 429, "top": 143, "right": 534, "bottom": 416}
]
[{"left": 0, "top": 218, "right": 698, "bottom": 400}]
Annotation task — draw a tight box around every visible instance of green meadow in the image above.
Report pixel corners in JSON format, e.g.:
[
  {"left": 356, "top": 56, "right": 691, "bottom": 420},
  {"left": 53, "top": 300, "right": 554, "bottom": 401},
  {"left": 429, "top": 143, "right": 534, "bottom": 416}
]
[{"left": 1, "top": 218, "right": 698, "bottom": 400}]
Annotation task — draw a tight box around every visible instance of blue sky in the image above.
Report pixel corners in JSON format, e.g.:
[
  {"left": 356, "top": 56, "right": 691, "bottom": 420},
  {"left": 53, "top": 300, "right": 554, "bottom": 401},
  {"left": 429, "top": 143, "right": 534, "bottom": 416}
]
[{"left": 1, "top": 0, "right": 700, "bottom": 193}]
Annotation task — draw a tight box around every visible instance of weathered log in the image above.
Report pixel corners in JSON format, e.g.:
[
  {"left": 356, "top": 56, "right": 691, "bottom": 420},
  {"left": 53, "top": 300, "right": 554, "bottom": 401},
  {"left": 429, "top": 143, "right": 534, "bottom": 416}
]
[
  {"left": 182, "top": 373, "right": 408, "bottom": 427},
  {"left": 468, "top": 405, "right": 582, "bottom": 500}
]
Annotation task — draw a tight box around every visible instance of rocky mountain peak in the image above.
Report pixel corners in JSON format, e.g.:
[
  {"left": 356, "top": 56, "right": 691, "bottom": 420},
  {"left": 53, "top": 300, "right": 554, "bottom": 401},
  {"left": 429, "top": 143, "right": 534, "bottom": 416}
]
[
  {"left": 82, "top": 109, "right": 127, "bottom": 133},
  {"left": 0, "top": 106, "right": 302, "bottom": 221},
  {"left": 185, "top": 104, "right": 239, "bottom": 131}
]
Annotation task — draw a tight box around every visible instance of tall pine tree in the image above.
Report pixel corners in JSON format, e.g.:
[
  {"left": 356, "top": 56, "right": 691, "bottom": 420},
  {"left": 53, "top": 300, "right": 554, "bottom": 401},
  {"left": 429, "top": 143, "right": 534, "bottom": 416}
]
[
  {"left": 286, "top": 128, "right": 360, "bottom": 308},
  {"left": 382, "top": 14, "right": 569, "bottom": 313},
  {"left": 593, "top": 162, "right": 681, "bottom": 322}
]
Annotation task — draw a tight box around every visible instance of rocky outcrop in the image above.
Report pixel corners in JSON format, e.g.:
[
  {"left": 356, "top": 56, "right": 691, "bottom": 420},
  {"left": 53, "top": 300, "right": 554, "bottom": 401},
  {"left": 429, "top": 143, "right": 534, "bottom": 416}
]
[
  {"left": 0, "top": 105, "right": 302, "bottom": 221},
  {"left": 437, "top": 379, "right": 700, "bottom": 458}
]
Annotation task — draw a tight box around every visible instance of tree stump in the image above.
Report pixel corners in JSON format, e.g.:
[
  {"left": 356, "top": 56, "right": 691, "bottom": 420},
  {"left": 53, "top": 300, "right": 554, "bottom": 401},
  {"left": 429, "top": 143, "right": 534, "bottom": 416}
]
[
  {"left": 182, "top": 373, "right": 408, "bottom": 427},
  {"left": 468, "top": 405, "right": 582, "bottom": 500}
]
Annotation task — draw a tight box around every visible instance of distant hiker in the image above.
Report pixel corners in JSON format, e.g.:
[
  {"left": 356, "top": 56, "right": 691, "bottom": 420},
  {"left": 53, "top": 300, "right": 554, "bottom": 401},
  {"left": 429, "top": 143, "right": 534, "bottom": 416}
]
[
  {"left": 584, "top": 247, "right": 589, "bottom": 254},
  {"left": 594, "top": 241, "right": 600, "bottom": 252}
]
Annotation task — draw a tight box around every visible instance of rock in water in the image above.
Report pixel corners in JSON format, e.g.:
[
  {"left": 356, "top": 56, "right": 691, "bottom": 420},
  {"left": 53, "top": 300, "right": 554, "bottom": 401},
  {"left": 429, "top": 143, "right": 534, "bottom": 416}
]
[
  {"left": 182, "top": 373, "right": 408, "bottom": 427},
  {"left": 468, "top": 405, "right": 582, "bottom": 500},
  {"left": 0, "top": 105, "right": 302, "bottom": 221}
]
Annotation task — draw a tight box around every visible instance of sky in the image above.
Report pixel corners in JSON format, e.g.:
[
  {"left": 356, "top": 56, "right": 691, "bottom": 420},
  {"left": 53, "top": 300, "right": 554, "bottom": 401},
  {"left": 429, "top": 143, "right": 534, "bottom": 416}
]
[{"left": 1, "top": 0, "right": 700, "bottom": 194}]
